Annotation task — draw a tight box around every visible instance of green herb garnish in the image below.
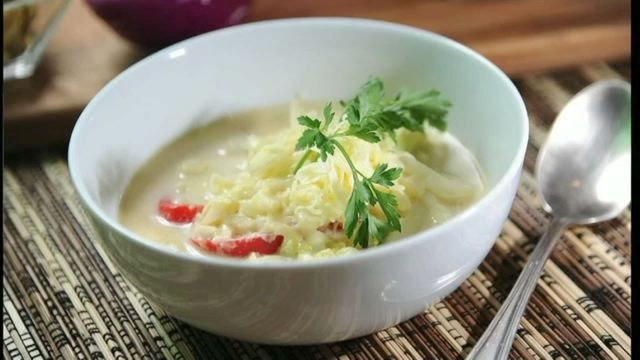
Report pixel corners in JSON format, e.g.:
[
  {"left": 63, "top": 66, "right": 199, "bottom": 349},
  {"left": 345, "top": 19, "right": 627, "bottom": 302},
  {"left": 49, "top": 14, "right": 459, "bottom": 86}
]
[{"left": 293, "top": 78, "right": 451, "bottom": 248}]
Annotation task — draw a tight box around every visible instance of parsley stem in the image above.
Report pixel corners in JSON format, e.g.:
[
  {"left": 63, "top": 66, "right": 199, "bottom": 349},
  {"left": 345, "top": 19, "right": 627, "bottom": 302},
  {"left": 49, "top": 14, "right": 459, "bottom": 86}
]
[
  {"left": 293, "top": 149, "right": 313, "bottom": 174},
  {"left": 332, "top": 140, "right": 361, "bottom": 182}
]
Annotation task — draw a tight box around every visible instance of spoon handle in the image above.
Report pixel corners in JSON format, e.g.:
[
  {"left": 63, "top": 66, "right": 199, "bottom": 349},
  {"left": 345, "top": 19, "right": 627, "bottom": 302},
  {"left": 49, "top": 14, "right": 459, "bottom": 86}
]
[{"left": 466, "top": 217, "right": 570, "bottom": 360}]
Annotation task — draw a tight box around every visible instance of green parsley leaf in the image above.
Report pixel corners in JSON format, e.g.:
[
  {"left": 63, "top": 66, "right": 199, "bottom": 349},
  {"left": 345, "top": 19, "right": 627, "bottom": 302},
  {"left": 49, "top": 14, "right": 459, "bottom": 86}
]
[
  {"left": 295, "top": 128, "right": 319, "bottom": 151},
  {"left": 345, "top": 122, "right": 382, "bottom": 143},
  {"left": 371, "top": 187, "right": 401, "bottom": 232},
  {"left": 369, "top": 164, "right": 402, "bottom": 187},
  {"left": 297, "top": 115, "right": 321, "bottom": 129},
  {"left": 368, "top": 213, "right": 391, "bottom": 245},
  {"left": 322, "top": 102, "right": 335, "bottom": 130}
]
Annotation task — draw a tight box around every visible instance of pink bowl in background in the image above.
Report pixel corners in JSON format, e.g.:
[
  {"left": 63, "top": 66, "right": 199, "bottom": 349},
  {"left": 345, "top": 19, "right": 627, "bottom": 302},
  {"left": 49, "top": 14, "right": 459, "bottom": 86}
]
[{"left": 86, "top": 0, "right": 253, "bottom": 48}]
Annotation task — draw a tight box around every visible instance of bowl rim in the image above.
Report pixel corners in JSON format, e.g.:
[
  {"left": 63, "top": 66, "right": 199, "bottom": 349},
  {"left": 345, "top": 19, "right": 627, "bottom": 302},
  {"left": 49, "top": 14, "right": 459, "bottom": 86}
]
[{"left": 68, "top": 17, "right": 529, "bottom": 270}]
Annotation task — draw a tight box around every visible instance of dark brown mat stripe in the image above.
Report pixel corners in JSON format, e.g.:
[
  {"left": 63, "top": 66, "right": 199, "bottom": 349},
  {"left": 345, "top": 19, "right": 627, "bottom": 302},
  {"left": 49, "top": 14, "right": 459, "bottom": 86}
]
[{"left": 3, "top": 61, "right": 631, "bottom": 359}]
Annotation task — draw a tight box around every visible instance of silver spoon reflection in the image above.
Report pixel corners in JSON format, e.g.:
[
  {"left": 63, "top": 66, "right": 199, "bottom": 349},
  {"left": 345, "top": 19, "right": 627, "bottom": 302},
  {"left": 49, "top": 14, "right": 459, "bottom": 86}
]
[{"left": 466, "top": 79, "right": 631, "bottom": 360}]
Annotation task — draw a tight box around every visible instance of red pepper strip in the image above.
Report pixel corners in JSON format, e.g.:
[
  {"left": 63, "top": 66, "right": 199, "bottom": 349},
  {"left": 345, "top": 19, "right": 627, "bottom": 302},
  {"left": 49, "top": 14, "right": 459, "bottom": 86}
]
[
  {"left": 158, "top": 200, "right": 204, "bottom": 223},
  {"left": 191, "top": 234, "right": 284, "bottom": 257},
  {"left": 318, "top": 221, "right": 344, "bottom": 233}
]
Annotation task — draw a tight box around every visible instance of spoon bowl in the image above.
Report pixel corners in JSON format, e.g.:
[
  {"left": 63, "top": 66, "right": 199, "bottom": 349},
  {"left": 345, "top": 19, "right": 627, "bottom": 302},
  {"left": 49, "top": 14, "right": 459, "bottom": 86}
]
[{"left": 537, "top": 79, "right": 631, "bottom": 223}]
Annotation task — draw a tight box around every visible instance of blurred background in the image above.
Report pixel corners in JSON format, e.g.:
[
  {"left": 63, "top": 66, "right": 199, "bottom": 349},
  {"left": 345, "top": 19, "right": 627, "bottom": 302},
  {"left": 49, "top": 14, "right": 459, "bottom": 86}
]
[
  {"left": 3, "top": 0, "right": 631, "bottom": 151},
  {"left": 3, "top": 2, "right": 632, "bottom": 359}
]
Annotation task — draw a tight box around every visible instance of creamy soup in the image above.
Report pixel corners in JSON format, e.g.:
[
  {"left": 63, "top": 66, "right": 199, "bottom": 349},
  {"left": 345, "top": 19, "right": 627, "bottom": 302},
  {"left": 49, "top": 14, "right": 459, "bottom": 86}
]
[{"left": 120, "top": 97, "right": 485, "bottom": 260}]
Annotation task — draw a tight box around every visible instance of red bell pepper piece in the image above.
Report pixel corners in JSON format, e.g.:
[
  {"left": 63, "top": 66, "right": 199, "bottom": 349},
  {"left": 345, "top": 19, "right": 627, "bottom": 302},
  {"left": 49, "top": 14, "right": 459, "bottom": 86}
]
[
  {"left": 158, "top": 199, "right": 204, "bottom": 223},
  {"left": 191, "top": 234, "right": 284, "bottom": 257}
]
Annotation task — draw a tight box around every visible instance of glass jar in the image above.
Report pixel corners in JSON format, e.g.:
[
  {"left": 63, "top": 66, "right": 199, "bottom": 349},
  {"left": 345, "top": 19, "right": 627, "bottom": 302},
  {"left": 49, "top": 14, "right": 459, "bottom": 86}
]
[{"left": 3, "top": 0, "right": 71, "bottom": 80}]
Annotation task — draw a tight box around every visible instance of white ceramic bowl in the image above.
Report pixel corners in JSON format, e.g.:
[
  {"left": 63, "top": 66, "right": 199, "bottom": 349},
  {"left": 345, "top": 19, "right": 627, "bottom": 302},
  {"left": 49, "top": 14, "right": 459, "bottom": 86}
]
[{"left": 68, "top": 18, "right": 528, "bottom": 345}]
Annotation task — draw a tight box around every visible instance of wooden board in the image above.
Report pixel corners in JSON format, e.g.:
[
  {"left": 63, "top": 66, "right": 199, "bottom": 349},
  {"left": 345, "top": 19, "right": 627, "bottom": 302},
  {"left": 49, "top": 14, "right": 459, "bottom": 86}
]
[{"left": 4, "top": 0, "right": 630, "bottom": 150}]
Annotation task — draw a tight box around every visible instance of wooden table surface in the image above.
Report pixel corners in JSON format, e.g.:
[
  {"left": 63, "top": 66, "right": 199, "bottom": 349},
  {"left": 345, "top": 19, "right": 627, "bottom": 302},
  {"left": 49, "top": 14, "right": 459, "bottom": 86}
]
[{"left": 3, "top": 0, "right": 630, "bottom": 151}]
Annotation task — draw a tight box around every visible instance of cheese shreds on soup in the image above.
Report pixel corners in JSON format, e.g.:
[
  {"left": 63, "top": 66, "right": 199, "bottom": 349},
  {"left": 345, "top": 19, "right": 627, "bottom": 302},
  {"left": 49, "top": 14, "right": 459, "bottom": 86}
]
[{"left": 119, "top": 99, "right": 485, "bottom": 260}]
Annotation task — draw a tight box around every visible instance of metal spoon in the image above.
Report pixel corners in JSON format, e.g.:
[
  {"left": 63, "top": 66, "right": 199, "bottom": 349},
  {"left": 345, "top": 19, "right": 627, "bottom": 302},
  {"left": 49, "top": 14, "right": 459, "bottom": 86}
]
[{"left": 466, "top": 79, "right": 631, "bottom": 360}]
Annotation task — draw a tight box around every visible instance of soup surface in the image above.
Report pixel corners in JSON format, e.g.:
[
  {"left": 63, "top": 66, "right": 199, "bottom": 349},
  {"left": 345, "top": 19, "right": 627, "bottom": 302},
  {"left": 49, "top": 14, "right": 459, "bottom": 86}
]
[{"left": 120, "top": 100, "right": 485, "bottom": 260}]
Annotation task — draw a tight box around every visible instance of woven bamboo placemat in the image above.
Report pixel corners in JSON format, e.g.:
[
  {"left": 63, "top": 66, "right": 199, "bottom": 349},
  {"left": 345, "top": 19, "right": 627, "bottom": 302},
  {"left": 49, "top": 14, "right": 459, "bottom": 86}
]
[{"left": 3, "top": 61, "right": 631, "bottom": 360}]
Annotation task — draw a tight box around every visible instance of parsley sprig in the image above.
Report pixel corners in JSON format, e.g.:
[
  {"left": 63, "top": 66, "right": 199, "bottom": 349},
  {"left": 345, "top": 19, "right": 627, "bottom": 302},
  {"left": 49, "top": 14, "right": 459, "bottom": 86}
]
[{"left": 293, "top": 78, "right": 451, "bottom": 248}]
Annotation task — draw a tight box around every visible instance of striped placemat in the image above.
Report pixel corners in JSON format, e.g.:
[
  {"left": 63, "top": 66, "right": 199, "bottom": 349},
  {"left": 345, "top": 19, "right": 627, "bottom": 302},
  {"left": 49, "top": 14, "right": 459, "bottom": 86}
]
[{"left": 3, "top": 61, "right": 631, "bottom": 360}]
